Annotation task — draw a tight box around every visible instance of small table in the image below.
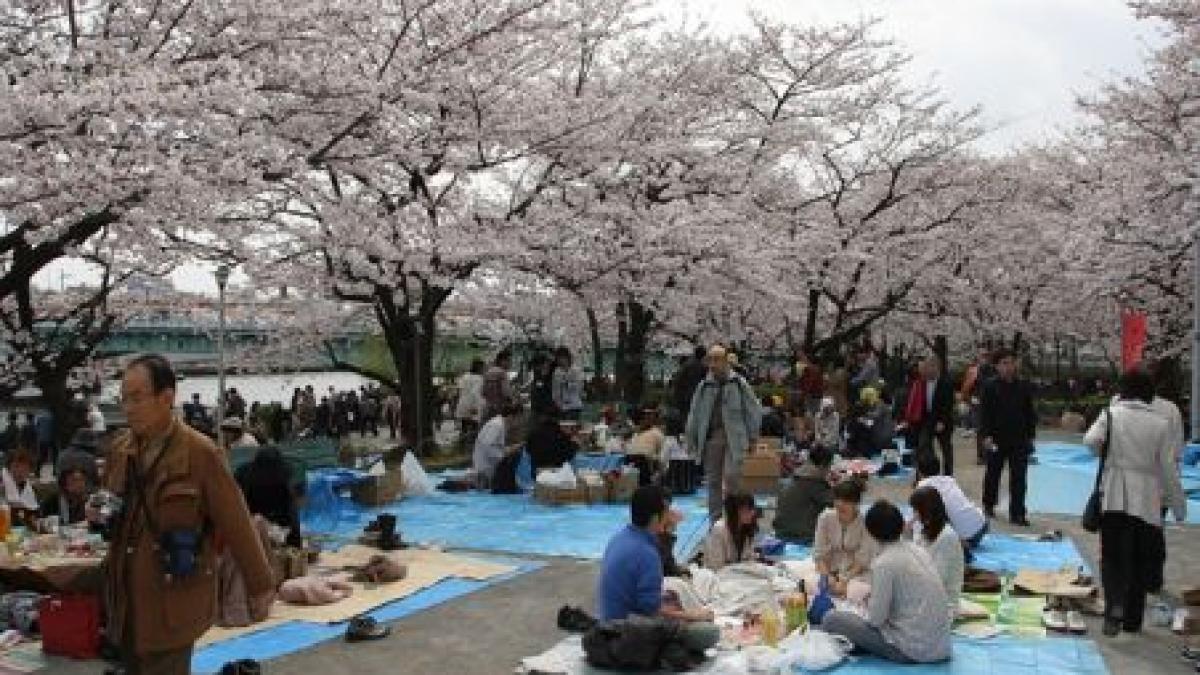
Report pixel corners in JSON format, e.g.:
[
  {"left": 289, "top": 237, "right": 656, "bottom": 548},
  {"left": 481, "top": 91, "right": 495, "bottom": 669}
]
[{"left": 0, "top": 555, "right": 103, "bottom": 593}]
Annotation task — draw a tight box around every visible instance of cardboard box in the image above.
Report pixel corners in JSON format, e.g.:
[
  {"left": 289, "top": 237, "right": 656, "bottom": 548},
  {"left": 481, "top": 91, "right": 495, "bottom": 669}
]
[
  {"left": 604, "top": 471, "right": 639, "bottom": 503},
  {"left": 742, "top": 451, "right": 781, "bottom": 478},
  {"left": 1173, "top": 607, "right": 1200, "bottom": 635},
  {"left": 351, "top": 470, "right": 404, "bottom": 506},
  {"left": 534, "top": 482, "right": 591, "bottom": 506},
  {"left": 1182, "top": 587, "right": 1200, "bottom": 607},
  {"left": 741, "top": 474, "right": 780, "bottom": 495}
]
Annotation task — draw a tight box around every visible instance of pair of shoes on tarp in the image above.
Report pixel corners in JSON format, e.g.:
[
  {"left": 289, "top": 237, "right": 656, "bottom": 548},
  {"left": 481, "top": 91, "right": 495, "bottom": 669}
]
[
  {"left": 346, "top": 615, "right": 391, "bottom": 642},
  {"left": 557, "top": 605, "right": 597, "bottom": 633},
  {"left": 1042, "top": 597, "right": 1086, "bottom": 634},
  {"left": 220, "top": 659, "right": 261, "bottom": 675}
]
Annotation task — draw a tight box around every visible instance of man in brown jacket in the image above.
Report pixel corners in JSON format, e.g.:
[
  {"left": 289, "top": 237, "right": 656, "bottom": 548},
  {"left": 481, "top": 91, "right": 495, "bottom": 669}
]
[{"left": 97, "top": 354, "right": 273, "bottom": 674}]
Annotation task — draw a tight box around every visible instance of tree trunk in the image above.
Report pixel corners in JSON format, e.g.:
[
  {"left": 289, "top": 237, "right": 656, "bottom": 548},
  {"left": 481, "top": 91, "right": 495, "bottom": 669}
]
[
  {"left": 933, "top": 335, "right": 948, "bottom": 371},
  {"left": 802, "top": 288, "right": 819, "bottom": 354},
  {"left": 617, "top": 300, "right": 654, "bottom": 408},
  {"left": 614, "top": 302, "right": 628, "bottom": 404},
  {"left": 377, "top": 309, "right": 439, "bottom": 457}
]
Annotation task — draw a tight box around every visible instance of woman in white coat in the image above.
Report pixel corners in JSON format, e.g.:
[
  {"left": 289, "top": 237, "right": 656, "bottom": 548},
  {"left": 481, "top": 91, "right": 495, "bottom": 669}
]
[{"left": 1084, "top": 367, "right": 1187, "bottom": 637}]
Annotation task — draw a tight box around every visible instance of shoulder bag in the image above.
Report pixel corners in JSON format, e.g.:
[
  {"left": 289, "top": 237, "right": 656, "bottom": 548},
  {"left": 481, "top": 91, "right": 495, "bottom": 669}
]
[{"left": 1080, "top": 408, "right": 1111, "bottom": 533}]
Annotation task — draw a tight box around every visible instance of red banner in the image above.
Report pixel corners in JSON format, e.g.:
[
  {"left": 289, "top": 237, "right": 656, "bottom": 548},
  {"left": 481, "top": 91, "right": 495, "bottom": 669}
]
[{"left": 1121, "top": 310, "right": 1148, "bottom": 371}]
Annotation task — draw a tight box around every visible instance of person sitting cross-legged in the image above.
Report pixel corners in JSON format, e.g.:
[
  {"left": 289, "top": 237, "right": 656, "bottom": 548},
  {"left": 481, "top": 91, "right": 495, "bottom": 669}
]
[
  {"left": 823, "top": 500, "right": 952, "bottom": 664},
  {"left": 596, "top": 485, "right": 720, "bottom": 653}
]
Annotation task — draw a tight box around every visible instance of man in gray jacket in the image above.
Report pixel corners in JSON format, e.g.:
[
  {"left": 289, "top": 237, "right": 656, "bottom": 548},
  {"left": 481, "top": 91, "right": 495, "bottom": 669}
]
[{"left": 685, "top": 345, "right": 763, "bottom": 520}]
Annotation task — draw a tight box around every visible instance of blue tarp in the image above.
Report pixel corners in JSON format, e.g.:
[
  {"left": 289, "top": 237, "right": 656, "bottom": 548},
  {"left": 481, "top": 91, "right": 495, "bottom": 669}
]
[
  {"left": 192, "top": 558, "right": 540, "bottom": 674},
  {"left": 303, "top": 475, "right": 711, "bottom": 560},
  {"left": 780, "top": 534, "right": 1087, "bottom": 575},
  {"left": 806, "top": 635, "right": 1107, "bottom": 674},
  {"left": 1025, "top": 442, "right": 1200, "bottom": 524}
]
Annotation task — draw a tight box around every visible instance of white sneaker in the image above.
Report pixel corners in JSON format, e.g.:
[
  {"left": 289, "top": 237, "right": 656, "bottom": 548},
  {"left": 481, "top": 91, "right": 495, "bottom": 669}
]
[
  {"left": 1043, "top": 608, "right": 1068, "bottom": 632},
  {"left": 1066, "top": 610, "right": 1087, "bottom": 634}
]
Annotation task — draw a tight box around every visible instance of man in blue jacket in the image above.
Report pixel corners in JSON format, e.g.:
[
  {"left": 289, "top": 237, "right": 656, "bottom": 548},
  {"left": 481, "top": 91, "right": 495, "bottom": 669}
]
[{"left": 596, "top": 486, "right": 719, "bottom": 650}]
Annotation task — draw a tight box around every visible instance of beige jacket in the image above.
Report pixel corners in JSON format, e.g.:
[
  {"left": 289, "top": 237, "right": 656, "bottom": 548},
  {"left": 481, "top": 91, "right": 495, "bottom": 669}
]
[{"left": 813, "top": 508, "right": 879, "bottom": 578}]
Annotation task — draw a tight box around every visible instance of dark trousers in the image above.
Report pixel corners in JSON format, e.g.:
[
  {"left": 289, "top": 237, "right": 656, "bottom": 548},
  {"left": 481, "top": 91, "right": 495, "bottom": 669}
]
[
  {"left": 1100, "top": 511, "right": 1160, "bottom": 631},
  {"left": 665, "top": 459, "right": 698, "bottom": 495},
  {"left": 982, "top": 443, "right": 1028, "bottom": 520},
  {"left": 917, "top": 423, "right": 954, "bottom": 475},
  {"left": 124, "top": 615, "right": 194, "bottom": 674}
]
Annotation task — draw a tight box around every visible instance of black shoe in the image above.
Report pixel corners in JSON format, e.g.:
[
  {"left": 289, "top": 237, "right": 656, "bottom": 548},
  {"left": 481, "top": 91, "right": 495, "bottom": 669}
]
[
  {"left": 346, "top": 615, "right": 391, "bottom": 642},
  {"left": 1011, "top": 517, "right": 1031, "bottom": 527},
  {"left": 220, "top": 660, "right": 261, "bottom": 675},
  {"left": 1102, "top": 617, "right": 1120, "bottom": 637},
  {"left": 557, "top": 605, "right": 597, "bottom": 633},
  {"left": 984, "top": 506, "right": 996, "bottom": 519}
]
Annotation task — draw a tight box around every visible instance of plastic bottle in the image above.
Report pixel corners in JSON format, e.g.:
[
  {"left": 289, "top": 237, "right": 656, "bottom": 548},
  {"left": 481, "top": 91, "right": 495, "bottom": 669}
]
[{"left": 761, "top": 594, "right": 783, "bottom": 647}]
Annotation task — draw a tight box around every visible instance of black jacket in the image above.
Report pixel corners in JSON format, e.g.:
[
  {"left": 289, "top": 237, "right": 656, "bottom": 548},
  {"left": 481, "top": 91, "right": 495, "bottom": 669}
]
[
  {"left": 526, "top": 424, "right": 578, "bottom": 473},
  {"left": 772, "top": 465, "right": 833, "bottom": 543},
  {"left": 921, "top": 376, "right": 957, "bottom": 431},
  {"left": 980, "top": 377, "right": 1037, "bottom": 450}
]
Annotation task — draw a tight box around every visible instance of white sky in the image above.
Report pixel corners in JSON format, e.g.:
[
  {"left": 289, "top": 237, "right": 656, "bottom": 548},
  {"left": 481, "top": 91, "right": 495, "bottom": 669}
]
[
  {"left": 36, "top": 0, "right": 1165, "bottom": 294},
  {"left": 679, "top": 0, "right": 1166, "bottom": 153}
]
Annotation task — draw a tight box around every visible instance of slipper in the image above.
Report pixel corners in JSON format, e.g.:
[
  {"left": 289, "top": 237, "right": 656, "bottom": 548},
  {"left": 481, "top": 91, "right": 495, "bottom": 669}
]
[
  {"left": 346, "top": 615, "right": 391, "bottom": 642},
  {"left": 1066, "top": 610, "right": 1087, "bottom": 634},
  {"left": 1043, "top": 608, "right": 1068, "bottom": 632},
  {"left": 557, "top": 605, "right": 597, "bottom": 633}
]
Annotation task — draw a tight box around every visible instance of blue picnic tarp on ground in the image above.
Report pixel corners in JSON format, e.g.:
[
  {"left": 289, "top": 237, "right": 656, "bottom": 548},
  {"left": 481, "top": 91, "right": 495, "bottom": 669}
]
[
  {"left": 302, "top": 471, "right": 711, "bottom": 560},
  {"left": 1025, "top": 442, "right": 1200, "bottom": 524},
  {"left": 806, "top": 635, "right": 1107, "bottom": 674},
  {"left": 780, "top": 534, "right": 1087, "bottom": 575},
  {"left": 192, "top": 558, "right": 539, "bottom": 674}
]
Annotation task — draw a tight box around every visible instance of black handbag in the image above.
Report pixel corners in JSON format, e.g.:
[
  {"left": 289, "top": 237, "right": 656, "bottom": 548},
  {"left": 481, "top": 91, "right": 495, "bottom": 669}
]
[{"left": 1081, "top": 408, "right": 1111, "bottom": 533}]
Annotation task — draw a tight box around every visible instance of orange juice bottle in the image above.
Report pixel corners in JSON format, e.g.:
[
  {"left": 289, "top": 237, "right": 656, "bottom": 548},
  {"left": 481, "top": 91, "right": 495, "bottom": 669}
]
[{"left": 0, "top": 503, "right": 11, "bottom": 540}]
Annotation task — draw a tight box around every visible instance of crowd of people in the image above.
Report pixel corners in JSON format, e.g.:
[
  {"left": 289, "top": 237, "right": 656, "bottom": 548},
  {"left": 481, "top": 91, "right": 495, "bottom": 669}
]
[{"left": 588, "top": 343, "right": 1190, "bottom": 667}]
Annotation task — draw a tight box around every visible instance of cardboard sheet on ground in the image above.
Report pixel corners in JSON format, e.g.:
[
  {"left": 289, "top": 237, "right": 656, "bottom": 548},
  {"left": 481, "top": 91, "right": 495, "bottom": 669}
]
[
  {"left": 1012, "top": 569, "right": 1096, "bottom": 598},
  {"left": 304, "top": 485, "right": 711, "bottom": 560},
  {"left": 516, "top": 634, "right": 1107, "bottom": 675},
  {"left": 192, "top": 559, "right": 539, "bottom": 674},
  {"left": 197, "top": 547, "right": 514, "bottom": 645}
]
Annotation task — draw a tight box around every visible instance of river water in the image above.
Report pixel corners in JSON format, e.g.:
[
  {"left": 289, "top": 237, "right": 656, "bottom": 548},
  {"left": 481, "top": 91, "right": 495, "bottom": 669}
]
[{"left": 103, "top": 371, "right": 373, "bottom": 406}]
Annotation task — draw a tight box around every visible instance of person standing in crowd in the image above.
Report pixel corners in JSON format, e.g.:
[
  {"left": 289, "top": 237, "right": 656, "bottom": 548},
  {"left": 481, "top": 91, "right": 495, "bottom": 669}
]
[
  {"left": 455, "top": 359, "right": 484, "bottom": 450},
  {"left": 980, "top": 348, "right": 1037, "bottom": 526},
  {"left": 183, "top": 393, "right": 210, "bottom": 435},
  {"left": 823, "top": 501, "right": 951, "bottom": 664},
  {"left": 384, "top": 388, "right": 404, "bottom": 441},
  {"left": 552, "top": 347, "right": 585, "bottom": 421},
  {"left": 1084, "top": 368, "right": 1186, "bottom": 637},
  {"left": 226, "top": 387, "right": 247, "bottom": 420},
  {"left": 797, "top": 351, "right": 825, "bottom": 415},
  {"left": 671, "top": 347, "right": 708, "bottom": 423},
  {"left": 596, "top": 486, "right": 720, "bottom": 650},
  {"left": 314, "top": 396, "right": 331, "bottom": 437},
  {"left": 684, "top": 345, "right": 763, "bottom": 521},
  {"left": 361, "top": 390, "right": 380, "bottom": 436},
  {"left": 529, "top": 353, "right": 557, "bottom": 417},
  {"left": 1144, "top": 361, "right": 1187, "bottom": 598},
  {"left": 916, "top": 357, "right": 956, "bottom": 476},
  {"left": 971, "top": 348, "right": 996, "bottom": 465},
  {"left": 481, "top": 350, "right": 515, "bottom": 422},
  {"left": 94, "top": 354, "right": 272, "bottom": 674}
]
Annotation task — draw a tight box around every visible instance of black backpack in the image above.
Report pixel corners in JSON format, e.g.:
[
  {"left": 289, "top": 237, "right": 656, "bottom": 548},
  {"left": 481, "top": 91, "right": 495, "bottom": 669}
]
[{"left": 582, "top": 616, "right": 698, "bottom": 672}]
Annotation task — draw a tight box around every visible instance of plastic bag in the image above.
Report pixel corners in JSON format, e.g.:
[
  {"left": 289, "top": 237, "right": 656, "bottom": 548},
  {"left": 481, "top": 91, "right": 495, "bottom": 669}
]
[
  {"left": 536, "top": 462, "right": 578, "bottom": 489},
  {"left": 401, "top": 452, "right": 435, "bottom": 496},
  {"left": 780, "top": 628, "right": 852, "bottom": 672}
]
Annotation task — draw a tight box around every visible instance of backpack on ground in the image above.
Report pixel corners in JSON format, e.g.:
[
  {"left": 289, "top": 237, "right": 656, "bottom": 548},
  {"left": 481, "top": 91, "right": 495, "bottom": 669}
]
[{"left": 582, "top": 615, "right": 694, "bottom": 671}]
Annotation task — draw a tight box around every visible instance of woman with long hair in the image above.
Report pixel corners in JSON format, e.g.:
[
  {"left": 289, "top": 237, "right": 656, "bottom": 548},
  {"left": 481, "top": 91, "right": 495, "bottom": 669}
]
[
  {"left": 702, "top": 492, "right": 759, "bottom": 570},
  {"left": 909, "top": 486, "right": 963, "bottom": 616}
]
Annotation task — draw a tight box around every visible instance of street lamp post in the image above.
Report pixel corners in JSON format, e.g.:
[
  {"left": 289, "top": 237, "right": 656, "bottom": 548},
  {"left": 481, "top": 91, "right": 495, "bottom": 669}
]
[
  {"left": 215, "top": 265, "right": 231, "bottom": 448},
  {"left": 413, "top": 321, "right": 423, "bottom": 455}
]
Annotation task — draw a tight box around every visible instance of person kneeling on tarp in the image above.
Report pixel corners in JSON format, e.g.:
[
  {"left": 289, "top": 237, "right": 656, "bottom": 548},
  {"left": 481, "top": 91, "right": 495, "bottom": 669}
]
[
  {"left": 814, "top": 479, "right": 877, "bottom": 597},
  {"left": 823, "top": 500, "right": 951, "bottom": 664},
  {"left": 913, "top": 456, "right": 988, "bottom": 562},
  {"left": 596, "top": 486, "right": 720, "bottom": 653}
]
